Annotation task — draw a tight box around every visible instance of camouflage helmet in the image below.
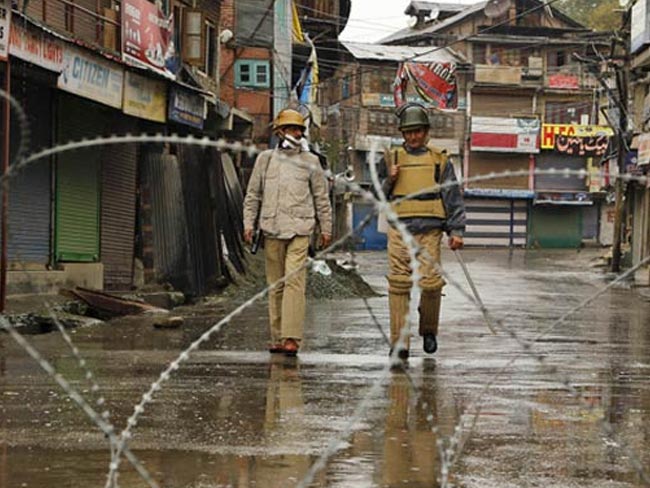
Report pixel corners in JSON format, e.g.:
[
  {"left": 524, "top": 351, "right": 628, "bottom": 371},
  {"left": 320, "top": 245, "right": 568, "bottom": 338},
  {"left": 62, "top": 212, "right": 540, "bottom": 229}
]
[
  {"left": 273, "top": 109, "right": 307, "bottom": 131},
  {"left": 396, "top": 103, "right": 430, "bottom": 131}
]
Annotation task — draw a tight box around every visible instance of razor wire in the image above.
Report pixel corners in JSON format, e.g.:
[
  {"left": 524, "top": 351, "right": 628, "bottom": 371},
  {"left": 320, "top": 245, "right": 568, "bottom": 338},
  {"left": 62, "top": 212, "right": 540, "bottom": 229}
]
[{"left": 0, "top": 127, "right": 649, "bottom": 487}]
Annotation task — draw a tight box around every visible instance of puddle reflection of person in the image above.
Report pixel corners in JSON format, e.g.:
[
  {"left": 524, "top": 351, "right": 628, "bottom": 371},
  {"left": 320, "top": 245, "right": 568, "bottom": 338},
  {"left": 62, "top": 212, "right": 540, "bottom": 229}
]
[
  {"left": 258, "top": 357, "right": 311, "bottom": 487},
  {"left": 383, "top": 365, "right": 440, "bottom": 487}
]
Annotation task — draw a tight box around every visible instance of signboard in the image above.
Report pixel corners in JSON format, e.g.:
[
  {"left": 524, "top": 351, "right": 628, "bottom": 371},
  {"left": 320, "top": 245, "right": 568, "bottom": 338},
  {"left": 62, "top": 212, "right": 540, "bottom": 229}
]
[
  {"left": 394, "top": 61, "right": 457, "bottom": 110},
  {"left": 122, "top": 0, "right": 175, "bottom": 78},
  {"left": 474, "top": 65, "right": 522, "bottom": 85},
  {"left": 637, "top": 133, "right": 650, "bottom": 166},
  {"left": 58, "top": 46, "right": 124, "bottom": 109},
  {"left": 123, "top": 71, "right": 167, "bottom": 122},
  {"left": 632, "top": 0, "right": 650, "bottom": 54},
  {"left": 471, "top": 116, "right": 540, "bottom": 153},
  {"left": 9, "top": 20, "right": 64, "bottom": 72},
  {"left": 168, "top": 85, "right": 205, "bottom": 129},
  {"left": 541, "top": 124, "right": 613, "bottom": 156},
  {"left": 547, "top": 73, "right": 580, "bottom": 90},
  {"left": 0, "top": 0, "right": 11, "bottom": 61}
]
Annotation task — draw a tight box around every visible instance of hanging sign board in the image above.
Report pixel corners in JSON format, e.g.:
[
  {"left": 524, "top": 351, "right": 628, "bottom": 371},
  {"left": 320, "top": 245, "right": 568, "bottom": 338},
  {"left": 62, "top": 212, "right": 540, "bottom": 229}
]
[
  {"left": 58, "top": 46, "right": 124, "bottom": 109},
  {"left": 541, "top": 124, "right": 613, "bottom": 156},
  {"left": 471, "top": 116, "right": 540, "bottom": 153},
  {"left": 123, "top": 71, "right": 167, "bottom": 122}
]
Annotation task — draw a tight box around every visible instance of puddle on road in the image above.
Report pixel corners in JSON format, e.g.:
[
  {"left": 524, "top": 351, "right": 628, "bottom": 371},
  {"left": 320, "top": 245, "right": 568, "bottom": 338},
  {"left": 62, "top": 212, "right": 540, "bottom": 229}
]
[{"left": 2, "top": 250, "right": 650, "bottom": 487}]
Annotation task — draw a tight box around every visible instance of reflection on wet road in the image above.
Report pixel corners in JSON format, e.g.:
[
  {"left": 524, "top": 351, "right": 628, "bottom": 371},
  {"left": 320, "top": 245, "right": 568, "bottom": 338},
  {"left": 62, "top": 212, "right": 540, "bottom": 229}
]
[{"left": 1, "top": 249, "right": 650, "bottom": 487}]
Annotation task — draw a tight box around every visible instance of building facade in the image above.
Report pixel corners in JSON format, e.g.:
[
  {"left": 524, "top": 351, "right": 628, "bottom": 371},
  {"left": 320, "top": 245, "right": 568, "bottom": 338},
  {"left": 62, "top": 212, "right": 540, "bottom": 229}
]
[
  {"left": 373, "top": 0, "right": 614, "bottom": 248},
  {"left": 0, "top": 0, "right": 241, "bottom": 300}
]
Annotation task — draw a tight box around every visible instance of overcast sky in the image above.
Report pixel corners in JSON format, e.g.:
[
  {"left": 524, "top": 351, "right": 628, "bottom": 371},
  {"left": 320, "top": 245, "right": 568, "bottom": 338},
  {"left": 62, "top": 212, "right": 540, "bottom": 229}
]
[{"left": 339, "top": 0, "right": 483, "bottom": 43}]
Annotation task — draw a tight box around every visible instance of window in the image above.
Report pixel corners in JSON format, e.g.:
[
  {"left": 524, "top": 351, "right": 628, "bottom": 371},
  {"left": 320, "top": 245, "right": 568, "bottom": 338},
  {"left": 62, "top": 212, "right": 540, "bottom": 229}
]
[
  {"left": 204, "top": 22, "right": 217, "bottom": 77},
  {"left": 235, "top": 60, "right": 270, "bottom": 88},
  {"left": 342, "top": 76, "right": 350, "bottom": 99},
  {"left": 473, "top": 44, "right": 487, "bottom": 64}
]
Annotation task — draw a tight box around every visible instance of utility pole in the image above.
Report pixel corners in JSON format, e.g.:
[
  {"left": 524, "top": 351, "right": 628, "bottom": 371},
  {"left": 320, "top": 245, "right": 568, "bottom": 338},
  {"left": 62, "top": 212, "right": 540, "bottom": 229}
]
[
  {"left": 611, "top": 100, "right": 626, "bottom": 272},
  {"left": 611, "top": 32, "right": 630, "bottom": 272}
]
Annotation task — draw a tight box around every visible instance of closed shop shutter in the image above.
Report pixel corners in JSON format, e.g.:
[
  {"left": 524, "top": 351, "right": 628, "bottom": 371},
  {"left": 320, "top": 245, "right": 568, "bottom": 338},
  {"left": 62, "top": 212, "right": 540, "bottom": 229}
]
[
  {"left": 472, "top": 92, "right": 534, "bottom": 116},
  {"left": 55, "top": 95, "right": 104, "bottom": 262},
  {"left": 529, "top": 206, "right": 582, "bottom": 248},
  {"left": 4, "top": 75, "right": 53, "bottom": 265},
  {"left": 468, "top": 152, "right": 530, "bottom": 189},
  {"left": 535, "top": 153, "right": 588, "bottom": 192},
  {"left": 465, "top": 198, "right": 529, "bottom": 247},
  {"left": 101, "top": 115, "right": 137, "bottom": 289}
]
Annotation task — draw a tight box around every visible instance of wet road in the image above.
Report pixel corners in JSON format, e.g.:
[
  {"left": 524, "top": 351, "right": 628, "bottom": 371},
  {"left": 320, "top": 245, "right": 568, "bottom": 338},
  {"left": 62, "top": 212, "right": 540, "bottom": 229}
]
[{"left": 1, "top": 249, "right": 650, "bottom": 487}]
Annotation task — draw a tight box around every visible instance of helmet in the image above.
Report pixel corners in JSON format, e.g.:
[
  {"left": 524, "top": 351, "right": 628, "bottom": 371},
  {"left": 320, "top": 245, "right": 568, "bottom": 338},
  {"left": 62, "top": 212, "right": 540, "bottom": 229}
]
[
  {"left": 396, "top": 103, "right": 430, "bottom": 131},
  {"left": 273, "top": 109, "right": 306, "bottom": 130}
]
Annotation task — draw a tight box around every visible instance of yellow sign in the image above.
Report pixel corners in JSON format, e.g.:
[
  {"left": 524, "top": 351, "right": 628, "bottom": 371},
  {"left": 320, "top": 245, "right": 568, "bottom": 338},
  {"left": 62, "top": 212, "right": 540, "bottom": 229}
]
[
  {"left": 541, "top": 124, "right": 613, "bottom": 149},
  {"left": 123, "top": 71, "right": 167, "bottom": 122}
]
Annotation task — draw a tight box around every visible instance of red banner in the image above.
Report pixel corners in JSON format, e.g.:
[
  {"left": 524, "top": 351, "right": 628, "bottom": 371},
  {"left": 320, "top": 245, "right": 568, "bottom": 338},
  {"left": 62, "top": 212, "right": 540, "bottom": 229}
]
[
  {"left": 122, "top": 0, "right": 174, "bottom": 78},
  {"left": 393, "top": 62, "right": 457, "bottom": 110}
]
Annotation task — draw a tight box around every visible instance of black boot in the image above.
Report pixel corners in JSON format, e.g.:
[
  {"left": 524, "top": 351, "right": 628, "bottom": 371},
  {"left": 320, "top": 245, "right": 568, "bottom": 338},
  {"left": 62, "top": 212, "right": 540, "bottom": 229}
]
[
  {"left": 389, "top": 347, "right": 409, "bottom": 360},
  {"left": 423, "top": 333, "right": 437, "bottom": 354}
]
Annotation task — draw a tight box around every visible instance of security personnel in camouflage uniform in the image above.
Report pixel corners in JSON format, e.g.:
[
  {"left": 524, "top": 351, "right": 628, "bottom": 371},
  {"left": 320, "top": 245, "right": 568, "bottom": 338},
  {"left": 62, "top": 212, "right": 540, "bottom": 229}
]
[
  {"left": 243, "top": 109, "right": 332, "bottom": 356},
  {"left": 382, "top": 103, "right": 466, "bottom": 359}
]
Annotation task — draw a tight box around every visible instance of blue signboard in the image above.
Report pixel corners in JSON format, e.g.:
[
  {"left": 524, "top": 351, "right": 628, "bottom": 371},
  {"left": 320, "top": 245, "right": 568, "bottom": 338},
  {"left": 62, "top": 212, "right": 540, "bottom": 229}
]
[{"left": 168, "top": 86, "right": 205, "bottom": 129}]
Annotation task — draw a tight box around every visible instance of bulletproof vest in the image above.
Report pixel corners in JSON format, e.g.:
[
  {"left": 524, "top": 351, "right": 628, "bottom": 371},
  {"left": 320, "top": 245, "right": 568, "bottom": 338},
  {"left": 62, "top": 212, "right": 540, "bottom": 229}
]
[{"left": 390, "top": 146, "right": 447, "bottom": 219}]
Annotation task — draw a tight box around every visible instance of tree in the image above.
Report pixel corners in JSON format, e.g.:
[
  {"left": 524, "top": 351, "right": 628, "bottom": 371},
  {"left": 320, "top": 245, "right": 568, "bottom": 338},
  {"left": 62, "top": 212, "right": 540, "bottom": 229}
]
[{"left": 555, "top": 0, "right": 621, "bottom": 31}]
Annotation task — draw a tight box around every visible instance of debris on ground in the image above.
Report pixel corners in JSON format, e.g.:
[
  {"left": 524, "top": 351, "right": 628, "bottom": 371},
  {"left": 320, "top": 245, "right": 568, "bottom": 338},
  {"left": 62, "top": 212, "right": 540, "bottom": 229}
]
[
  {"left": 307, "top": 258, "right": 379, "bottom": 299},
  {"left": 153, "top": 315, "right": 184, "bottom": 329},
  {"left": 198, "top": 250, "right": 378, "bottom": 307},
  {"left": 61, "top": 287, "right": 168, "bottom": 320},
  {"left": 3, "top": 312, "right": 103, "bottom": 335}
]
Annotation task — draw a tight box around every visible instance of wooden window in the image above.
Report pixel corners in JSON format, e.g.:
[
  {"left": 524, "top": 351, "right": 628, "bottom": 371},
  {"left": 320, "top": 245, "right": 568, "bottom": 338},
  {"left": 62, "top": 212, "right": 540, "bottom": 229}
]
[{"left": 235, "top": 60, "right": 270, "bottom": 88}]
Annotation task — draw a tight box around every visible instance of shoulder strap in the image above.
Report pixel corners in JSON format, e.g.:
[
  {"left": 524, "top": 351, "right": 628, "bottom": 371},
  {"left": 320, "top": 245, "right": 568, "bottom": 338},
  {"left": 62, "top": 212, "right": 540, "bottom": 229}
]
[{"left": 258, "top": 150, "right": 274, "bottom": 195}]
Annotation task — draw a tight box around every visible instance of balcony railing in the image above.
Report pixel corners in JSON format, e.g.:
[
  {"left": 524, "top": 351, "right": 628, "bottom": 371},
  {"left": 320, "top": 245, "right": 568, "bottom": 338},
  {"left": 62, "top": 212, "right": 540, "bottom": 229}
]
[{"left": 22, "top": 0, "right": 121, "bottom": 52}]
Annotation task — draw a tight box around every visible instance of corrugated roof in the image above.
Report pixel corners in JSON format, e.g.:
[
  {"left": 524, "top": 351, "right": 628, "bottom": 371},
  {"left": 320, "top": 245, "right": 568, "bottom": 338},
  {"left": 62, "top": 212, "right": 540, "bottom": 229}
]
[
  {"left": 380, "top": 1, "right": 487, "bottom": 44},
  {"left": 341, "top": 40, "right": 464, "bottom": 64},
  {"left": 380, "top": 0, "right": 585, "bottom": 45}
]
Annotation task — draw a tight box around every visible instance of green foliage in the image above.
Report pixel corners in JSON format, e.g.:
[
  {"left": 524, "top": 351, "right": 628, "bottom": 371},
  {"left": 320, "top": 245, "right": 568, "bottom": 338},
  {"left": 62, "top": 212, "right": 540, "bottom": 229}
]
[{"left": 555, "top": 0, "right": 622, "bottom": 31}]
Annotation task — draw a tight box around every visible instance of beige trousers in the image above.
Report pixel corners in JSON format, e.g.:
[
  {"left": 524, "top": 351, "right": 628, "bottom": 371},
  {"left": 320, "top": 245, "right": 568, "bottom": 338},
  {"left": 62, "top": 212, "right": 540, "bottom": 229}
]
[
  {"left": 387, "top": 226, "right": 445, "bottom": 348},
  {"left": 264, "top": 236, "right": 310, "bottom": 342},
  {"left": 387, "top": 226, "right": 444, "bottom": 292}
]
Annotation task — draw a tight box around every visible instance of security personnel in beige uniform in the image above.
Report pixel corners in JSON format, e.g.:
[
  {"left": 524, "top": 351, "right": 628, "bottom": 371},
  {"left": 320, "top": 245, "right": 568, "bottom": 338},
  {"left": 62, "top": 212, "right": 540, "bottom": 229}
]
[
  {"left": 383, "top": 103, "right": 466, "bottom": 359},
  {"left": 243, "top": 109, "right": 332, "bottom": 356}
]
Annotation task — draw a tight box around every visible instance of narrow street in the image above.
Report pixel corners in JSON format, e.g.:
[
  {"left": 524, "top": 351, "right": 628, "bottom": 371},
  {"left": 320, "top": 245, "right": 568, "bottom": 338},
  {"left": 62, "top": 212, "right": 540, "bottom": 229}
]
[{"left": 1, "top": 248, "right": 650, "bottom": 487}]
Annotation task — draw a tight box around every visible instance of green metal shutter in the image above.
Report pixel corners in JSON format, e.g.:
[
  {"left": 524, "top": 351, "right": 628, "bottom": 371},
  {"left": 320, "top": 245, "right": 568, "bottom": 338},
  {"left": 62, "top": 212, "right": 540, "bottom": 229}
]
[{"left": 55, "top": 95, "right": 104, "bottom": 262}]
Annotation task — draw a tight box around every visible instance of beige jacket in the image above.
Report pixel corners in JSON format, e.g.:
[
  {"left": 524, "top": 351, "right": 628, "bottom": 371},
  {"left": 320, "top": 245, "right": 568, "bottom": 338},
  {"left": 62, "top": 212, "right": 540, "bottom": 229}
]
[{"left": 243, "top": 147, "right": 332, "bottom": 239}]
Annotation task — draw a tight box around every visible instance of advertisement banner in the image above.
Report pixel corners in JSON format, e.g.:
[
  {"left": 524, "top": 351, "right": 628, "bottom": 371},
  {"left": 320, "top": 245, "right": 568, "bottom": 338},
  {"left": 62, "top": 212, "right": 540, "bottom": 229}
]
[
  {"left": 547, "top": 73, "right": 580, "bottom": 90},
  {"left": 58, "top": 46, "right": 124, "bottom": 109},
  {"left": 123, "top": 71, "right": 167, "bottom": 122},
  {"left": 0, "top": 0, "right": 10, "bottom": 61},
  {"left": 168, "top": 85, "right": 205, "bottom": 129},
  {"left": 394, "top": 62, "right": 457, "bottom": 110},
  {"left": 541, "top": 124, "right": 613, "bottom": 156},
  {"left": 9, "top": 19, "right": 64, "bottom": 72},
  {"left": 122, "top": 0, "right": 175, "bottom": 78},
  {"left": 470, "top": 116, "right": 540, "bottom": 153}
]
